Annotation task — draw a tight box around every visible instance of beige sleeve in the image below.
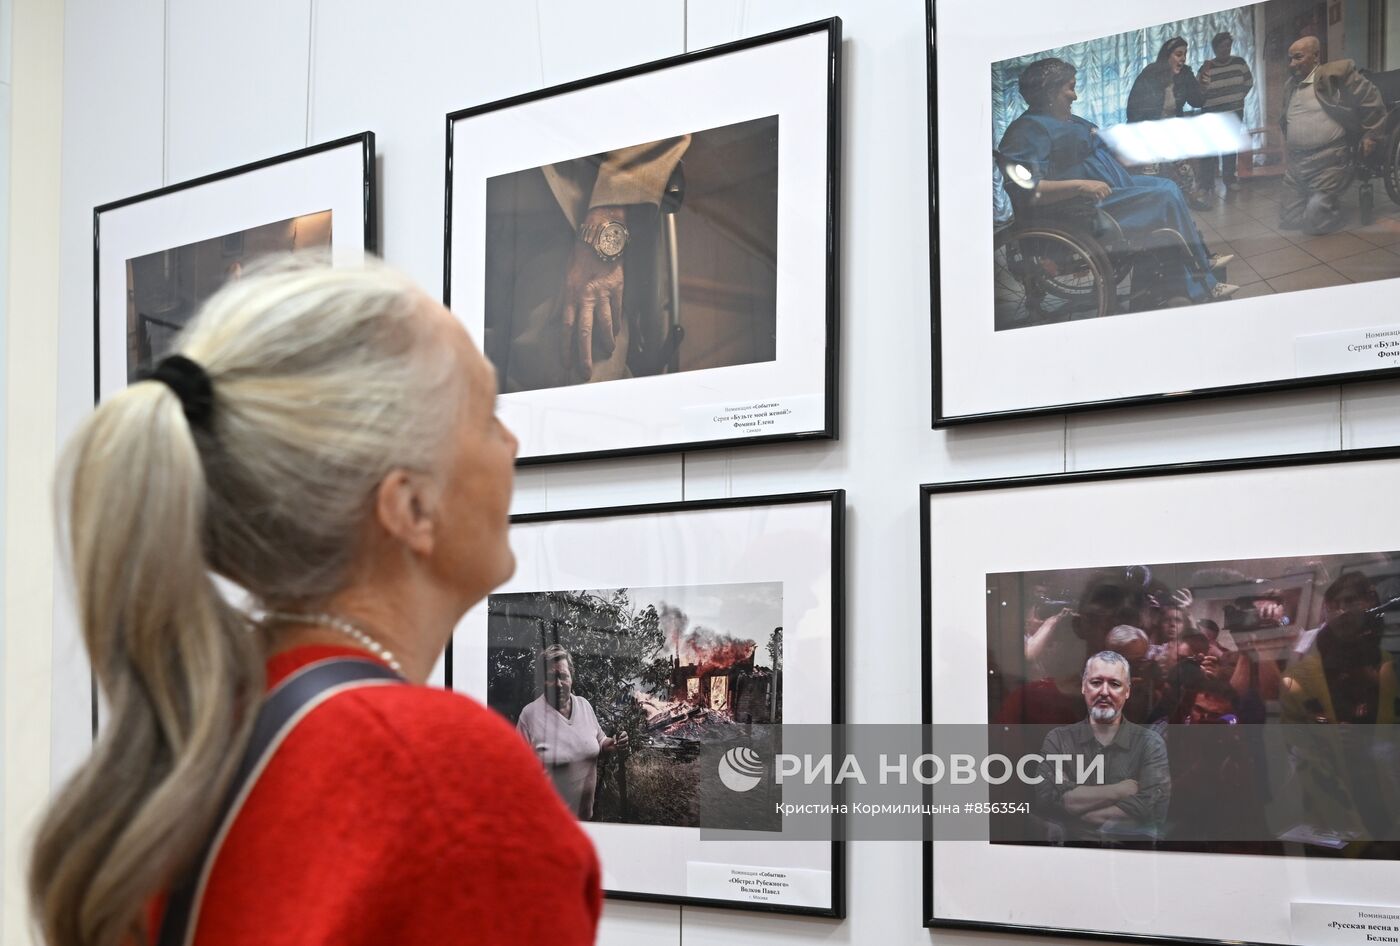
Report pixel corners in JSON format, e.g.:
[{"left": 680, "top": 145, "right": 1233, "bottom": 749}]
[{"left": 588, "top": 134, "right": 692, "bottom": 209}]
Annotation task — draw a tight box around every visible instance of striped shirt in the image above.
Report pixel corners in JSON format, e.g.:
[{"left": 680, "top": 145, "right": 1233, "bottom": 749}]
[{"left": 1201, "top": 55, "right": 1254, "bottom": 112}]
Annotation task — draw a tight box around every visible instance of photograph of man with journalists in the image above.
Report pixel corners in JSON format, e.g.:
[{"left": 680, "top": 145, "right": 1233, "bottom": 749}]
[
  {"left": 985, "top": 551, "right": 1400, "bottom": 856},
  {"left": 992, "top": 0, "right": 1400, "bottom": 330}
]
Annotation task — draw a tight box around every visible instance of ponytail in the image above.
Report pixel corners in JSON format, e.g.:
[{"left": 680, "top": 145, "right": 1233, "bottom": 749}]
[
  {"left": 30, "top": 257, "right": 460, "bottom": 946},
  {"left": 31, "top": 381, "right": 260, "bottom": 946}
]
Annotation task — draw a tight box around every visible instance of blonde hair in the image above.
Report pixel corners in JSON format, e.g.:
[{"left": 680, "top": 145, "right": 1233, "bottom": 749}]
[{"left": 30, "top": 256, "right": 462, "bottom": 946}]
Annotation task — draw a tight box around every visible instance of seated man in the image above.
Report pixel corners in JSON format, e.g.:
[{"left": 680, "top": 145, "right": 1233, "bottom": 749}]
[
  {"left": 1279, "top": 36, "right": 1386, "bottom": 234},
  {"left": 1035, "top": 651, "right": 1172, "bottom": 840}
]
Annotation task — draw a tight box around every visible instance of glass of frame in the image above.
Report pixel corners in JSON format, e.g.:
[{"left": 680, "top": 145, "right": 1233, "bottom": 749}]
[
  {"left": 929, "top": 0, "right": 1400, "bottom": 425},
  {"left": 445, "top": 19, "right": 841, "bottom": 464},
  {"left": 94, "top": 133, "right": 376, "bottom": 402},
  {"left": 921, "top": 449, "right": 1400, "bottom": 944},
  {"left": 451, "top": 491, "right": 845, "bottom": 916}
]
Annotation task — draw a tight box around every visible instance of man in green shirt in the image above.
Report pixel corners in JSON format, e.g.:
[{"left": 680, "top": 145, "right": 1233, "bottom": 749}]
[{"left": 1035, "top": 651, "right": 1172, "bottom": 840}]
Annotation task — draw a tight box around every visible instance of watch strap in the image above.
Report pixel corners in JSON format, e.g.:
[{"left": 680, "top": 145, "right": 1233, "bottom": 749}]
[{"left": 578, "top": 218, "right": 627, "bottom": 260}]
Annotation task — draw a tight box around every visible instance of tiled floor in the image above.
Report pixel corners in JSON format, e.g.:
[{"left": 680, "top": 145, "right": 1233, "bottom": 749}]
[{"left": 1191, "top": 175, "right": 1400, "bottom": 297}]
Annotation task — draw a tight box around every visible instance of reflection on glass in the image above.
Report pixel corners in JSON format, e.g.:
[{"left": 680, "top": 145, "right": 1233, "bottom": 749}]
[
  {"left": 483, "top": 116, "right": 779, "bottom": 393},
  {"left": 990, "top": 0, "right": 1400, "bottom": 331},
  {"left": 486, "top": 582, "right": 783, "bottom": 830},
  {"left": 985, "top": 551, "right": 1400, "bottom": 856},
  {"left": 125, "top": 210, "right": 333, "bottom": 380}
]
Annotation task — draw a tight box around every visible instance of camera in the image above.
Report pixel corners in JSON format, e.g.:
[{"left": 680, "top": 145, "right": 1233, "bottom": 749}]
[{"left": 1033, "top": 593, "right": 1075, "bottom": 621}]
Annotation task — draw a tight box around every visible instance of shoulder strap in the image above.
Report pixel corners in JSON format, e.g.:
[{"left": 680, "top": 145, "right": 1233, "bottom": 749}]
[{"left": 157, "top": 657, "right": 403, "bottom": 946}]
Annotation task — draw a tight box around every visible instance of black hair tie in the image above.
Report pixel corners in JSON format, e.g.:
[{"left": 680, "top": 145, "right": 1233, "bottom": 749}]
[{"left": 143, "top": 355, "right": 215, "bottom": 428}]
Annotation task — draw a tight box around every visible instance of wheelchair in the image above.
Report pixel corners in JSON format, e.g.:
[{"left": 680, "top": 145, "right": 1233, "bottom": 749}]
[
  {"left": 992, "top": 151, "right": 1211, "bottom": 329},
  {"left": 1356, "top": 68, "right": 1400, "bottom": 214}
]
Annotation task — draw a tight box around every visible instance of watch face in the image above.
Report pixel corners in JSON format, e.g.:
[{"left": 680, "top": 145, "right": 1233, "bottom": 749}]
[{"left": 597, "top": 222, "right": 628, "bottom": 258}]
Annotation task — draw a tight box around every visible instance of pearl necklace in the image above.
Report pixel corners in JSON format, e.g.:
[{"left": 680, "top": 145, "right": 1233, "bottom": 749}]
[{"left": 263, "top": 610, "right": 404, "bottom": 675}]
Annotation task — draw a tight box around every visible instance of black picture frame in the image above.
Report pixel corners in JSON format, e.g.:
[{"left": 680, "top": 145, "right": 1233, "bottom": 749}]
[
  {"left": 920, "top": 444, "right": 1400, "bottom": 943},
  {"left": 445, "top": 19, "right": 841, "bottom": 465},
  {"left": 451, "top": 490, "right": 846, "bottom": 917},
  {"left": 93, "top": 131, "right": 377, "bottom": 405},
  {"left": 926, "top": 0, "right": 1400, "bottom": 427},
  {"left": 90, "top": 132, "right": 377, "bottom": 733}
]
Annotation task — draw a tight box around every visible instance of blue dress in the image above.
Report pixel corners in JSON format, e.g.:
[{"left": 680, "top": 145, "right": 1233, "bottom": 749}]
[{"left": 999, "top": 111, "right": 1217, "bottom": 302}]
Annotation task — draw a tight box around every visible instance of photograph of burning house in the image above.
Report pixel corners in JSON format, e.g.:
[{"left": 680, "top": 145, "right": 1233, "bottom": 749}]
[
  {"left": 985, "top": 548, "right": 1400, "bottom": 856},
  {"left": 125, "top": 210, "right": 333, "bottom": 380},
  {"left": 486, "top": 581, "right": 783, "bottom": 831}
]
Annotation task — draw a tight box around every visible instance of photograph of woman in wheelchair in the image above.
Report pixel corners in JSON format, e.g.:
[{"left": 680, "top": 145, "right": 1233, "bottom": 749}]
[{"left": 995, "top": 57, "right": 1238, "bottom": 329}]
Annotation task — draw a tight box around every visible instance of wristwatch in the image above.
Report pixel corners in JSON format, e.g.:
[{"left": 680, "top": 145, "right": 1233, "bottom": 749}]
[{"left": 579, "top": 219, "right": 629, "bottom": 261}]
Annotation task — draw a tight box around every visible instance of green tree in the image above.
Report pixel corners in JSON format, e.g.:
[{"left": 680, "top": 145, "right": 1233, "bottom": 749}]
[{"left": 487, "top": 588, "right": 672, "bottom": 729}]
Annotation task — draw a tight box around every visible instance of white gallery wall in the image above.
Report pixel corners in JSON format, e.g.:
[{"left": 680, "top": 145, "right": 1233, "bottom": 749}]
[
  {"left": 35, "top": 1, "right": 1400, "bottom": 945},
  {"left": 3, "top": 0, "right": 60, "bottom": 942}
]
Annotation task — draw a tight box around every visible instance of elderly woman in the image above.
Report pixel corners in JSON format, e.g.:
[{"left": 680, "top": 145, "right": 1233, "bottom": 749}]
[
  {"left": 516, "top": 644, "right": 629, "bottom": 819},
  {"left": 28, "top": 259, "right": 600, "bottom": 946},
  {"left": 999, "top": 57, "right": 1237, "bottom": 304}
]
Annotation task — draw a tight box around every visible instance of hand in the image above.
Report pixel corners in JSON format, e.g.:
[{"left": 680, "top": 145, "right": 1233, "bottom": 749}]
[
  {"left": 602, "top": 731, "right": 629, "bottom": 754},
  {"left": 1252, "top": 599, "right": 1285, "bottom": 623},
  {"left": 1116, "top": 779, "right": 1140, "bottom": 800},
  {"left": 1362, "top": 137, "right": 1377, "bottom": 159},
  {"left": 1077, "top": 180, "right": 1112, "bottom": 200},
  {"left": 1201, "top": 655, "right": 1222, "bottom": 679},
  {"left": 557, "top": 210, "right": 626, "bottom": 378}
]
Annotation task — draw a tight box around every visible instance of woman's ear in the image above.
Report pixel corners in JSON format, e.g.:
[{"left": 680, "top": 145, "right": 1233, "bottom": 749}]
[{"left": 374, "top": 470, "right": 437, "bottom": 557}]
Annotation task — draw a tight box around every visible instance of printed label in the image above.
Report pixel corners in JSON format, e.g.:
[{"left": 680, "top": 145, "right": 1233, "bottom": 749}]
[
  {"left": 1292, "top": 901, "right": 1400, "bottom": 945},
  {"left": 1296, "top": 324, "right": 1400, "bottom": 377},
  {"left": 685, "top": 862, "right": 829, "bottom": 909},
  {"left": 682, "top": 393, "right": 824, "bottom": 441}
]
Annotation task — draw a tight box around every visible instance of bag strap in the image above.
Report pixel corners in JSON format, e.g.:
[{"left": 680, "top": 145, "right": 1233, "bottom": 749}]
[{"left": 157, "top": 657, "right": 404, "bottom": 946}]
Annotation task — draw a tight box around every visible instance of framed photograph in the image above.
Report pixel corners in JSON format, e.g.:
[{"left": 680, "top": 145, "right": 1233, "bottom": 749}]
[
  {"left": 929, "top": 0, "right": 1400, "bottom": 425},
  {"left": 921, "top": 448, "right": 1400, "bottom": 944},
  {"left": 445, "top": 19, "right": 840, "bottom": 464},
  {"left": 451, "top": 491, "right": 844, "bottom": 915},
  {"left": 95, "top": 132, "right": 376, "bottom": 400}
]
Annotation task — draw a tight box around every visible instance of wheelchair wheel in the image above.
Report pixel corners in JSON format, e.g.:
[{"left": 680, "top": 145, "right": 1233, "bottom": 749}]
[
  {"left": 993, "top": 226, "right": 1115, "bottom": 329},
  {"left": 1385, "top": 125, "right": 1400, "bottom": 207}
]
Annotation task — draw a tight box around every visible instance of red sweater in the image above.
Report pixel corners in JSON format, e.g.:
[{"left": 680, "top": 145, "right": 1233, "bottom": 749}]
[{"left": 168, "top": 645, "right": 601, "bottom": 945}]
